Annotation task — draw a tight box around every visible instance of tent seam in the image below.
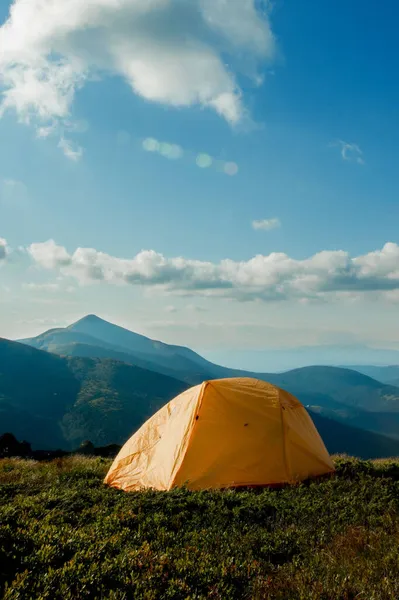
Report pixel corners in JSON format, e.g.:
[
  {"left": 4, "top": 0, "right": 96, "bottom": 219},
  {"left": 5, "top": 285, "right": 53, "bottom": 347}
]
[
  {"left": 168, "top": 381, "right": 209, "bottom": 489},
  {"left": 280, "top": 392, "right": 291, "bottom": 483}
]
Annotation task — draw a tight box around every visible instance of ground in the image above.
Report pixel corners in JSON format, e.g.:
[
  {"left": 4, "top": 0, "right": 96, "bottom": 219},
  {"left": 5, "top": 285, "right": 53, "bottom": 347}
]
[{"left": 1, "top": 455, "right": 399, "bottom": 599}]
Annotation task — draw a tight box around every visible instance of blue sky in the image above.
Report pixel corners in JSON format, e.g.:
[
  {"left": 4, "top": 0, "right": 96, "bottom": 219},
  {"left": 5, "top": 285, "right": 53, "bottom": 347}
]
[{"left": 0, "top": 0, "right": 398, "bottom": 369}]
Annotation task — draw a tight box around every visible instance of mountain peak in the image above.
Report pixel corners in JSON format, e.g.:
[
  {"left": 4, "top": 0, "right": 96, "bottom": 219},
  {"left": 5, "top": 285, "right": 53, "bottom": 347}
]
[
  {"left": 66, "top": 314, "right": 154, "bottom": 353},
  {"left": 73, "top": 314, "right": 104, "bottom": 325}
]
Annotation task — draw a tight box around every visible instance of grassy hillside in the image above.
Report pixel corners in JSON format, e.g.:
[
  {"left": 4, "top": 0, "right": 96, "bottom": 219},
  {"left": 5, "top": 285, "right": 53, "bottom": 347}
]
[
  {"left": 0, "top": 338, "right": 186, "bottom": 450},
  {"left": 1, "top": 455, "right": 398, "bottom": 599}
]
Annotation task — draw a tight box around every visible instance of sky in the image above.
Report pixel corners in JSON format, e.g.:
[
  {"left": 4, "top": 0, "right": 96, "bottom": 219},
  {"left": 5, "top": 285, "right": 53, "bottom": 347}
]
[{"left": 0, "top": 0, "right": 399, "bottom": 370}]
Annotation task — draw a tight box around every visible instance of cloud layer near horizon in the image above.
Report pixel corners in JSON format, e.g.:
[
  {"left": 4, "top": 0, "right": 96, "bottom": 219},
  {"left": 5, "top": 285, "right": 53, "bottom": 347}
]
[
  {"left": 0, "top": 0, "right": 275, "bottom": 130},
  {"left": 20, "top": 238, "right": 399, "bottom": 302}
]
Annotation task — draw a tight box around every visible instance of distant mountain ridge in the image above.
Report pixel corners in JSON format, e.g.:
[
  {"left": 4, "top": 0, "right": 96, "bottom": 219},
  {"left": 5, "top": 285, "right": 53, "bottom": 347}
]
[
  {"left": 20, "top": 315, "right": 399, "bottom": 415},
  {"left": 2, "top": 335, "right": 399, "bottom": 458},
  {"left": 344, "top": 365, "right": 399, "bottom": 385},
  {"left": 18, "top": 315, "right": 399, "bottom": 389},
  {"left": 19, "top": 315, "right": 226, "bottom": 384},
  {"left": 9, "top": 314, "right": 399, "bottom": 454}
]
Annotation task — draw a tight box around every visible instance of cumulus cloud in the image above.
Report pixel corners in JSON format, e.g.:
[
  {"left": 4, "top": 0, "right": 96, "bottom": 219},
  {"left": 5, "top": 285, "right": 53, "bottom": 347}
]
[
  {"left": 26, "top": 239, "right": 399, "bottom": 302},
  {"left": 252, "top": 217, "right": 280, "bottom": 231},
  {"left": 0, "top": 0, "right": 275, "bottom": 140},
  {"left": 58, "top": 137, "right": 83, "bottom": 161},
  {"left": 332, "top": 140, "right": 364, "bottom": 165}
]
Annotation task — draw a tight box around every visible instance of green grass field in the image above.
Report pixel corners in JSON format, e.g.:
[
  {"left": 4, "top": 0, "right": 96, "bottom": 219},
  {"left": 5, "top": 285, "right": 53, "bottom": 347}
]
[{"left": 1, "top": 456, "right": 399, "bottom": 599}]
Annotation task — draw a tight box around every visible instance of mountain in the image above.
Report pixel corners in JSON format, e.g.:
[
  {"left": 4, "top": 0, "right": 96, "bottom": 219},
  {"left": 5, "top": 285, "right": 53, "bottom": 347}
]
[
  {"left": 206, "top": 345, "right": 399, "bottom": 373},
  {"left": 266, "top": 366, "right": 399, "bottom": 413},
  {"left": 0, "top": 337, "right": 186, "bottom": 450},
  {"left": 19, "top": 316, "right": 399, "bottom": 435},
  {"left": 310, "top": 412, "right": 399, "bottom": 459},
  {"left": 2, "top": 334, "right": 399, "bottom": 458},
  {"left": 308, "top": 405, "right": 399, "bottom": 440},
  {"left": 45, "top": 341, "right": 207, "bottom": 384},
  {"left": 345, "top": 365, "right": 399, "bottom": 385},
  {"left": 19, "top": 315, "right": 224, "bottom": 384}
]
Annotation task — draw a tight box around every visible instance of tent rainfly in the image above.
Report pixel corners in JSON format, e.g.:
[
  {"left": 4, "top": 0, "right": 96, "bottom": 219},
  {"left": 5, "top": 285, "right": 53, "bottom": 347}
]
[{"left": 104, "top": 377, "right": 335, "bottom": 491}]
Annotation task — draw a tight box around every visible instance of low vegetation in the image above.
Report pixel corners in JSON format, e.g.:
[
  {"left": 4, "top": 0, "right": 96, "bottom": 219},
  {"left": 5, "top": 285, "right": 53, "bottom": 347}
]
[{"left": 1, "top": 455, "right": 399, "bottom": 599}]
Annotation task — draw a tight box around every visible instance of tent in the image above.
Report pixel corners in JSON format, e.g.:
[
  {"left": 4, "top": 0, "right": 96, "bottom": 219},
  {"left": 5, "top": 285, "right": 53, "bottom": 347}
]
[{"left": 104, "top": 377, "right": 334, "bottom": 491}]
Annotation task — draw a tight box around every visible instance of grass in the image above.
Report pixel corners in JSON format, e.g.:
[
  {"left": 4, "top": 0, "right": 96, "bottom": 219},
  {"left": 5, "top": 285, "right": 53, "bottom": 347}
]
[{"left": 1, "top": 455, "right": 399, "bottom": 599}]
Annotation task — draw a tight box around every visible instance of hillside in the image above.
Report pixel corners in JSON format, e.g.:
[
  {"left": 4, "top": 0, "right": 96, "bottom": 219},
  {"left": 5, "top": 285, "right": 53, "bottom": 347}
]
[
  {"left": 19, "top": 315, "right": 219, "bottom": 384},
  {"left": 2, "top": 336, "right": 399, "bottom": 458},
  {"left": 347, "top": 365, "right": 399, "bottom": 384},
  {"left": 268, "top": 365, "right": 399, "bottom": 413},
  {"left": 50, "top": 341, "right": 211, "bottom": 384},
  {"left": 20, "top": 316, "right": 399, "bottom": 414},
  {"left": 22, "top": 317, "right": 399, "bottom": 392},
  {"left": 1, "top": 455, "right": 399, "bottom": 599},
  {"left": 309, "top": 404, "right": 399, "bottom": 440},
  {"left": 0, "top": 338, "right": 186, "bottom": 449},
  {"left": 310, "top": 412, "right": 399, "bottom": 459}
]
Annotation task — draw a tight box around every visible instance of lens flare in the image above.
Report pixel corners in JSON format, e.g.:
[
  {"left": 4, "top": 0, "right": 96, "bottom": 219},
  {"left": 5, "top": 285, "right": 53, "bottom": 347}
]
[
  {"left": 142, "top": 137, "right": 160, "bottom": 152},
  {"left": 224, "top": 161, "right": 238, "bottom": 176},
  {"left": 165, "top": 144, "right": 183, "bottom": 159},
  {"left": 196, "top": 153, "right": 212, "bottom": 168}
]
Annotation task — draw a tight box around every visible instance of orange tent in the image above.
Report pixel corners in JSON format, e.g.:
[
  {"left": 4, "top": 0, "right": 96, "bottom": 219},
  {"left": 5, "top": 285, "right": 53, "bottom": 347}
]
[{"left": 104, "top": 377, "right": 334, "bottom": 491}]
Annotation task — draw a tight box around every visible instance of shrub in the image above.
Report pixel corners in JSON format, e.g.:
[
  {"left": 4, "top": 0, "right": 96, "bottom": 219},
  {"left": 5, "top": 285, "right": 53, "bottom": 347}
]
[{"left": 1, "top": 455, "right": 398, "bottom": 599}]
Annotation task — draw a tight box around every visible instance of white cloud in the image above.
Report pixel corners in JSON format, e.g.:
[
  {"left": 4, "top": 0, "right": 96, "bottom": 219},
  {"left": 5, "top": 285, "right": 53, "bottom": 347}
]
[
  {"left": 252, "top": 217, "right": 281, "bottom": 231},
  {"left": 58, "top": 137, "right": 83, "bottom": 161},
  {"left": 26, "top": 239, "right": 399, "bottom": 303},
  {"left": 28, "top": 239, "right": 71, "bottom": 269},
  {"left": 0, "top": 0, "right": 276, "bottom": 140},
  {"left": 332, "top": 140, "right": 364, "bottom": 165},
  {"left": 0, "top": 237, "right": 9, "bottom": 260}
]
